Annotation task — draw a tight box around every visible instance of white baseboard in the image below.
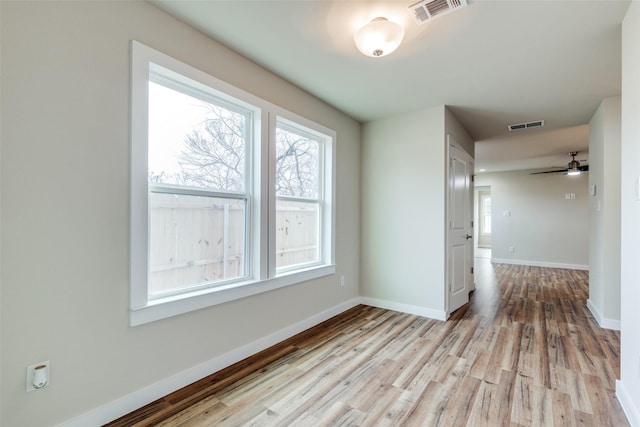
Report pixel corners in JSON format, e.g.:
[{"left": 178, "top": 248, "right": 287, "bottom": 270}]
[
  {"left": 586, "top": 299, "right": 621, "bottom": 330},
  {"left": 58, "top": 298, "right": 361, "bottom": 427},
  {"left": 491, "top": 258, "right": 589, "bottom": 271},
  {"left": 616, "top": 380, "right": 640, "bottom": 427},
  {"left": 359, "top": 297, "right": 447, "bottom": 321}
]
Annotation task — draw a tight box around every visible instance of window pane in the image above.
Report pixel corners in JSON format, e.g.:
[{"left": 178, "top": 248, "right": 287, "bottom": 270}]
[
  {"left": 148, "top": 81, "right": 247, "bottom": 192},
  {"left": 482, "top": 196, "right": 491, "bottom": 214},
  {"left": 483, "top": 216, "right": 492, "bottom": 234},
  {"left": 275, "top": 126, "right": 320, "bottom": 199},
  {"left": 481, "top": 195, "right": 492, "bottom": 234},
  {"left": 149, "top": 192, "right": 246, "bottom": 297},
  {"left": 276, "top": 200, "right": 320, "bottom": 270}
]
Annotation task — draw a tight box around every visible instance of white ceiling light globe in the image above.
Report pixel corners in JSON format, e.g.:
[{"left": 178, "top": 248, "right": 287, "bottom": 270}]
[{"left": 354, "top": 17, "right": 404, "bottom": 58}]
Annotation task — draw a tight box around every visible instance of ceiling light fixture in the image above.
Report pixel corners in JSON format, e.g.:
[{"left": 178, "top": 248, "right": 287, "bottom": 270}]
[
  {"left": 567, "top": 151, "right": 582, "bottom": 175},
  {"left": 354, "top": 17, "right": 404, "bottom": 58},
  {"left": 567, "top": 163, "right": 581, "bottom": 176}
]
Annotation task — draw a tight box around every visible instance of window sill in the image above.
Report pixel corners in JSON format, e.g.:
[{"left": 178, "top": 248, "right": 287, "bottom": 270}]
[{"left": 130, "top": 264, "right": 336, "bottom": 326}]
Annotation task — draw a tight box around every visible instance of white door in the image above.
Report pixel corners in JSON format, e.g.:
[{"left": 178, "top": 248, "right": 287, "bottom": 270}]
[{"left": 448, "top": 141, "right": 474, "bottom": 314}]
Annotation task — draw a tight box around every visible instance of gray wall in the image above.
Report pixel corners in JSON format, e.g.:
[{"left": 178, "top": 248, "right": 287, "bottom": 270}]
[
  {"left": 588, "top": 96, "right": 621, "bottom": 328},
  {"left": 619, "top": 1, "right": 640, "bottom": 421},
  {"left": 0, "top": 2, "right": 360, "bottom": 425},
  {"left": 445, "top": 108, "right": 474, "bottom": 157},
  {"left": 361, "top": 106, "right": 445, "bottom": 313},
  {"left": 475, "top": 170, "right": 589, "bottom": 268}
]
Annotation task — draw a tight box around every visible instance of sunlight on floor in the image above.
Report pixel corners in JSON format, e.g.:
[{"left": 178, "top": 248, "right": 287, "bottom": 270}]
[{"left": 474, "top": 247, "right": 491, "bottom": 259}]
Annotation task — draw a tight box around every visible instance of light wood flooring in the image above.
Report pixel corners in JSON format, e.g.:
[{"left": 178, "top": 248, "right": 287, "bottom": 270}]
[{"left": 107, "top": 260, "right": 628, "bottom": 426}]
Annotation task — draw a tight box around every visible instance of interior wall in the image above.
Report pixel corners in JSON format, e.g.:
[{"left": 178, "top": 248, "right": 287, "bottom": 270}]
[
  {"left": 0, "top": 2, "right": 361, "bottom": 425},
  {"left": 588, "top": 96, "right": 621, "bottom": 328},
  {"left": 445, "top": 107, "right": 474, "bottom": 157},
  {"left": 360, "top": 106, "right": 446, "bottom": 315},
  {"left": 619, "top": 1, "right": 640, "bottom": 423},
  {"left": 475, "top": 170, "right": 589, "bottom": 268}
]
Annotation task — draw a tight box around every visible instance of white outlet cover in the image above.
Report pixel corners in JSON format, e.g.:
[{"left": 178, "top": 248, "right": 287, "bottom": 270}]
[{"left": 26, "top": 361, "right": 50, "bottom": 392}]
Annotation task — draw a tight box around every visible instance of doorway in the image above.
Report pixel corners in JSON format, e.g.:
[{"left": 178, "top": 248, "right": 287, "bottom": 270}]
[
  {"left": 474, "top": 186, "right": 492, "bottom": 259},
  {"left": 447, "top": 139, "right": 474, "bottom": 315}
]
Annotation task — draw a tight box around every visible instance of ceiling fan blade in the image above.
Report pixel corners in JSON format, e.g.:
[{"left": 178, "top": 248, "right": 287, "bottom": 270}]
[
  {"left": 530, "top": 169, "right": 567, "bottom": 175},
  {"left": 579, "top": 165, "right": 589, "bottom": 171}
]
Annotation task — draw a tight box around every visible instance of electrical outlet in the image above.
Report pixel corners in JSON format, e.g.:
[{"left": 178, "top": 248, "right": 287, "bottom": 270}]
[
  {"left": 508, "top": 246, "right": 515, "bottom": 253},
  {"left": 340, "top": 275, "right": 345, "bottom": 286},
  {"left": 26, "top": 361, "right": 49, "bottom": 392}
]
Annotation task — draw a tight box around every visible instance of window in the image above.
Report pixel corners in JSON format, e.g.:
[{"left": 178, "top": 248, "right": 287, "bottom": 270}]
[
  {"left": 275, "top": 120, "right": 323, "bottom": 271},
  {"left": 480, "top": 194, "right": 491, "bottom": 234},
  {"left": 147, "top": 74, "right": 252, "bottom": 299},
  {"left": 130, "top": 41, "right": 335, "bottom": 325}
]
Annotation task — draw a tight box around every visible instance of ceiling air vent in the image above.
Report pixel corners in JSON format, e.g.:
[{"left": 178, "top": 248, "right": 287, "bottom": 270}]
[
  {"left": 508, "top": 120, "right": 545, "bottom": 131},
  {"left": 409, "top": 0, "right": 468, "bottom": 24}
]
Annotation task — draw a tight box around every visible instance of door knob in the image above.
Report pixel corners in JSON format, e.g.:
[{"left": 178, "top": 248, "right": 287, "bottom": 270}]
[{"left": 465, "top": 234, "right": 472, "bottom": 240}]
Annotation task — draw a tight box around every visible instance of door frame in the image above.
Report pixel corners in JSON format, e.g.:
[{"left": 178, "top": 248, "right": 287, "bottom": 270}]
[{"left": 445, "top": 135, "right": 474, "bottom": 318}]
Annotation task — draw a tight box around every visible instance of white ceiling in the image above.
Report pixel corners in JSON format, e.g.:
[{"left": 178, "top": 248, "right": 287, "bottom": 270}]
[{"left": 151, "top": 0, "right": 630, "bottom": 173}]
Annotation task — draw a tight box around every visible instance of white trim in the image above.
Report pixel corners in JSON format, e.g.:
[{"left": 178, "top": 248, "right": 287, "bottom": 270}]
[
  {"left": 130, "top": 41, "right": 151, "bottom": 308},
  {"left": 616, "top": 380, "right": 640, "bottom": 427},
  {"left": 359, "top": 297, "right": 448, "bottom": 321},
  {"left": 58, "top": 298, "right": 361, "bottom": 427},
  {"left": 491, "top": 258, "right": 589, "bottom": 271},
  {"left": 267, "top": 112, "right": 278, "bottom": 277},
  {"left": 446, "top": 137, "right": 475, "bottom": 313},
  {"left": 131, "top": 264, "right": 335, "bottom": 325},
  {"left": 586, "top": 299, "right": 621, "bottom": 331}
]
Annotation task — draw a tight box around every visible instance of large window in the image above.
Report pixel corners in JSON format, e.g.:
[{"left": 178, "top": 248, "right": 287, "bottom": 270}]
[{"left": 131, "top": 41, "right": 335, "bottom": 325}]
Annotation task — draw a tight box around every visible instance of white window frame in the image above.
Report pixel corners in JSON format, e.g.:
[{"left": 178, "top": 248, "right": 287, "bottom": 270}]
[
  {"left": 272, "top": 117, "right": 329, "bottom": 274},
  {"left": 130, "top": 41, "right": 335, "bottom": 325},
  {"left": 146, "top": 66, "right": 255, "bottom": 300}
]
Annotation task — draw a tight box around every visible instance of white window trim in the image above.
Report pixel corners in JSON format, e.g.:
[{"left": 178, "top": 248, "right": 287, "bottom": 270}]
[
  {"left": 130, "top": 41, "right": 335, "bottom": 326},
  {"left": 272, "top": 116, "right": 333, "bottom": 275}
]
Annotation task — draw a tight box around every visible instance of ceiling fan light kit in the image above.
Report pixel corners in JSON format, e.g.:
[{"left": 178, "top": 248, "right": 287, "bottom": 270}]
[
  {"left": 354, "top": 17, "right": 404, "bottom": 58},
  {"left": 567, "top": 153, "right": 582, "bottom": 175}
]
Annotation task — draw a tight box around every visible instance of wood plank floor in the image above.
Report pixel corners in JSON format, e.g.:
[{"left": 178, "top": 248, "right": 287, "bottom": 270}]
[{"left": 106, "top": 260, "right": 628, "bottom": 426}]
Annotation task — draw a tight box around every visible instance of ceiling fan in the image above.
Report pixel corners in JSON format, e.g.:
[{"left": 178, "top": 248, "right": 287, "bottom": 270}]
[{"left": 530, "top": 151, "right": 589, "bottom": 175}]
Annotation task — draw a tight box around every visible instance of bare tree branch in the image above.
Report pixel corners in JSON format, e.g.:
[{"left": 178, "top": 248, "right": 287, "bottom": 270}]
[
  {"left": 178, "top": 104, "right": 246, "bottom": 192},
  {"left": 150, "top": 100, "right": 319, "bottom": 198}
]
